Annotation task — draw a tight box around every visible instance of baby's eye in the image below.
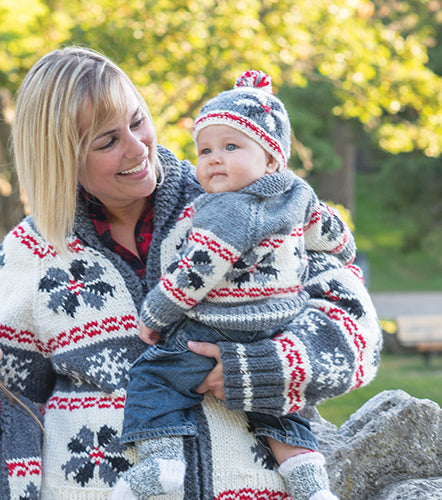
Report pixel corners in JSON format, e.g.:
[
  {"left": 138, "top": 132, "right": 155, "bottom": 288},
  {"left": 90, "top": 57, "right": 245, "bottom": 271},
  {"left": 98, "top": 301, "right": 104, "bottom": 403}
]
[
  {"left": 200, "top": 147, "right": 212, "bottom": 155},
  {"left": 226, "top": 143, "right": 238, "bottom": 151}
]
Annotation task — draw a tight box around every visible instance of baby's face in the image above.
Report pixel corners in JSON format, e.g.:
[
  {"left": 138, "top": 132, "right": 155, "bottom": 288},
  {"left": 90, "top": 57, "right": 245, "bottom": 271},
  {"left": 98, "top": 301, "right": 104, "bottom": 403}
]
[{"left": 195, "top": 125, "right": 278, "bottom": 193}]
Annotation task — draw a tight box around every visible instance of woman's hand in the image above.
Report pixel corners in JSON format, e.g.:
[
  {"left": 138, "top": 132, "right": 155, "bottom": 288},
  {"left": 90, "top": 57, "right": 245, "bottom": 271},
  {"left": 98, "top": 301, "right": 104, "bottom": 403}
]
[
  {"left": 187, "top": 341, "right": 225, "bottom": 401},
  {"left": 138, "top": 319, "right": 160, "bottom": 345}
]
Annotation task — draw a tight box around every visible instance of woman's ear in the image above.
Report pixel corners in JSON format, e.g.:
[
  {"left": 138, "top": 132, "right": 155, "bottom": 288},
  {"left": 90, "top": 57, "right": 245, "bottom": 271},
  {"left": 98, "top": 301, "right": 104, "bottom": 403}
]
[{"left": 265, "top": 154, "right": 279, "bottom": 174}]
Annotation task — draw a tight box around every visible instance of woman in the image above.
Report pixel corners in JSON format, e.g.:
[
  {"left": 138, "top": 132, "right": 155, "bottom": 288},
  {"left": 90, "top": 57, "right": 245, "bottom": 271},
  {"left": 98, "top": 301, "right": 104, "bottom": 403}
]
[{"left": 0, "top": 47, "right": 382, "bottom": 499}]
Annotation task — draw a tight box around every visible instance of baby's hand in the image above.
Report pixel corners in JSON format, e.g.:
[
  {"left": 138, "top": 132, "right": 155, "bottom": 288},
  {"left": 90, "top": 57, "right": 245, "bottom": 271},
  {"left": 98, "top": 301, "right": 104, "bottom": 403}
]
[{"left": 138, "top": 319, "right": 160, "bottom": 345}]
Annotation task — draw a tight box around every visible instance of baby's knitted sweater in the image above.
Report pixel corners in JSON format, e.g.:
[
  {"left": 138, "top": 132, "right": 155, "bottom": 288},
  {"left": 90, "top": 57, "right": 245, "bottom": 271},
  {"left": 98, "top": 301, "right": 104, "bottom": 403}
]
[
  {"left": 0, "top": 146, "right": 382, "bottom": 499},
  {"left": 141, "top": 170, "right": 355, "bottom": 332}
]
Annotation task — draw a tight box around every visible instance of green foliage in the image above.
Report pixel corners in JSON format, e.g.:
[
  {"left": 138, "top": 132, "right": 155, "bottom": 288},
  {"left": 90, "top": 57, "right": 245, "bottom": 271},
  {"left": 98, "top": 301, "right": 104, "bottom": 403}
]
[
  {"left": 355, "top": 168, "right": 442, "bottom": 292},
  {"left": 378, "top": 154, "right": 442, "bottom": 252},
  {"left": 279, "top": 81, "right": 356, "bottom": 174},
  {"left": 0, "top": 0, "right": 72, "bottom": 88},
  {"left": 0, "top": 0, "right": 441, "bottom": 164},
  {"left": 319, "top": 352, "right": 442, "bottom": 426}
]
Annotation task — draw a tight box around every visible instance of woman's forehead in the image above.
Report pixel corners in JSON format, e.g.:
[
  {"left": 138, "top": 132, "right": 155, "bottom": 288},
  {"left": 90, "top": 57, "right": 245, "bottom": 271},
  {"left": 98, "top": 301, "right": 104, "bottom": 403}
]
[{"left": 79, "top": 87, "right": 139, "bottom": 134}]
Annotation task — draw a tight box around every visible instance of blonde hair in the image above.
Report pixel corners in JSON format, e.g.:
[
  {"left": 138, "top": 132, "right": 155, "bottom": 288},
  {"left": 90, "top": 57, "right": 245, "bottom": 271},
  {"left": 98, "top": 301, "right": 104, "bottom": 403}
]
[{"left": 13, "top": 46, "right": 162, "bottom": 253}]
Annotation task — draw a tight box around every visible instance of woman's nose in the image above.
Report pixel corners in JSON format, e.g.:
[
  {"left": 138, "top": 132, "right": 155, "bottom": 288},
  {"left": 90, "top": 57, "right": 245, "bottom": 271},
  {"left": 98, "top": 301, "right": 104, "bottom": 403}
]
[{"left": 125, "top": 133, "right": 147, "bottom": 159}]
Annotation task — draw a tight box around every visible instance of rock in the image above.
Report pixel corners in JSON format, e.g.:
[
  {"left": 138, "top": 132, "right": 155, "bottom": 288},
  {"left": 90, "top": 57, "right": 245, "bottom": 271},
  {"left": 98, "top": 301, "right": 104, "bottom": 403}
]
[
  {"left": 312, "top": 390, "right": 442, "bottom": 500},
  {"left": 375, "top": 477, "right": 442, "bottom": 499}
]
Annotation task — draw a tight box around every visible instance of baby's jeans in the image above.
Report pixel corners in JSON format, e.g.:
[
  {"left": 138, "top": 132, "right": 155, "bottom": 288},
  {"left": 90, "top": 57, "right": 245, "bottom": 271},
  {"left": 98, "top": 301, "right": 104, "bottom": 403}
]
[{"left": 120, "top": 318, "right": 318, "bottom": 452}]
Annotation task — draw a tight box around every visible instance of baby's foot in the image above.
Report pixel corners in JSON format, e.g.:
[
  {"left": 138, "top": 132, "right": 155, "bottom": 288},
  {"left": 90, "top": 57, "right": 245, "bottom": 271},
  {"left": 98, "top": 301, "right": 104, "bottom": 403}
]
[
  {"left": 114, "top": 436, "right": 185, "bottom": 499},
  {"left": 278, "top": 451, "right": 339, "bottom": 500}
]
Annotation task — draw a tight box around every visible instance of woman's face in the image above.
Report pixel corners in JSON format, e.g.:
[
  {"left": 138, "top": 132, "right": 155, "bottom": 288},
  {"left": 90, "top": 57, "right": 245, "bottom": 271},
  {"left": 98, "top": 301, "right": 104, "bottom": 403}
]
[{"left": 78, "top": 90, "right": 158, "bottom": 212}]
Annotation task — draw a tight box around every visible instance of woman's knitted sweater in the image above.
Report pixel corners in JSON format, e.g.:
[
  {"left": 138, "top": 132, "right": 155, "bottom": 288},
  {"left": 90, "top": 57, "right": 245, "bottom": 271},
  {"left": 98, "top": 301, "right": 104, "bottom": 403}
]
[
  {"left": 141, "top": 169, "right": 355, "bottom": 333},
  {"left": 0, "top": 146, "right": 382, "bottom": 499},
  {"left": 0, "top": 390, "right": 44, "bottom": 499}
]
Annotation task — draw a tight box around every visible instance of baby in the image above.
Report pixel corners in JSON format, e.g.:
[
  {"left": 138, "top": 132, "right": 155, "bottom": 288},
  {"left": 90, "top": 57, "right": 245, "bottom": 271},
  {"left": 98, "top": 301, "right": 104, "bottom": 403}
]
[{"left": 114, "top": 70, "right": 348, "bottom": 500}]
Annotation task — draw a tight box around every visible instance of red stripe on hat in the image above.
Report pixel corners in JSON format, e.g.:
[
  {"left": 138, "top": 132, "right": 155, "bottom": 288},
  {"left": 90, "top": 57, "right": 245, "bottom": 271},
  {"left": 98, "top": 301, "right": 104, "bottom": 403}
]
[{"left": 194, "top": 112, "right": 286, "bottom": 169}]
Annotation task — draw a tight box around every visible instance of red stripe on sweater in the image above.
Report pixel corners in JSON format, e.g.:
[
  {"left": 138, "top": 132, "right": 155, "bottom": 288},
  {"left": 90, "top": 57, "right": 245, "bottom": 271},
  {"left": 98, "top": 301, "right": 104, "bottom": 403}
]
[
  {"left": 274, "top": 333, "right": 306, "bottom": 413},
  {"left": 188, "top": 230, "right": 238, "bottom": 263},
  {"left": 320, "top": 305, "right": 366, "bottom": 389},
  {"left": 161, "top": 278, "right": 198, "bottom": 307},
  {"left": 7, "top": 458, "right": 41, "bottom": 477},
  {"left": 216, "top": 489, "right": 291, "bottom": 499},
  {"left": 257, "top": 237, "right": 284, "bottom": 249},
  {"left": 346, "top": 264, "right": 364, "bottom": 282},
  {"left": 0, "top": 315, "right": 137, "bottom": 354},
  {"left": 178, "top": 205, "right": 195, "bottom": 221},
  {"left": 44, "top": 394, "right": 126, "bottom": 412},
  {"left": 207, "top": 285, "right": 302, "bottom": 300},
  {"left": 303, "top": 208, "right": 322, "bottom": 231},
  {"left": 12, "top": 224, "right": 82, "bottom": 257}
]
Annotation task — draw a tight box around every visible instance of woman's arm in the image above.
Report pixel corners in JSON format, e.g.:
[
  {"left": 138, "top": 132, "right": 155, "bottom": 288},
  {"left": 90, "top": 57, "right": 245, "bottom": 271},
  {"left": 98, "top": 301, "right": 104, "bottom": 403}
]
[{"left": 217, "top": 251, "right": 382, "bottom": 415}]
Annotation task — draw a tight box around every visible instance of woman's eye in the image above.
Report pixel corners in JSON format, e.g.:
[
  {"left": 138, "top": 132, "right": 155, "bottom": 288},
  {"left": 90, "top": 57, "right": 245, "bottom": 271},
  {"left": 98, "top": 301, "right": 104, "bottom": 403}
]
[
  {"left": 131, "top": 116, "right": 145, "bottom": 129},
  {"left": 97, "top": 137, "right": 117, "bottom": 151},
  {"left": 226, "top": 143, "right": 237, "bottom": 151}
]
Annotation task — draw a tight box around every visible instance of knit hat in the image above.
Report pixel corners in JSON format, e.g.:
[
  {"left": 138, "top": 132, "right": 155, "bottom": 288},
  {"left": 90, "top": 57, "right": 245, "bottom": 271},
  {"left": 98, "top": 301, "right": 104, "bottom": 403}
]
[{"left": 193, "top": 70, "right": 291, "bottom": 170}]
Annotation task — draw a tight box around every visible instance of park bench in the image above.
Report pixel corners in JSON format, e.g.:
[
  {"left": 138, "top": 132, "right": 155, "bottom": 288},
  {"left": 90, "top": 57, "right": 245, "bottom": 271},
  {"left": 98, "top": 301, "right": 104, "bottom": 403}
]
[{"left": 396, "top": 315, "right": 442, "bottom": 366}]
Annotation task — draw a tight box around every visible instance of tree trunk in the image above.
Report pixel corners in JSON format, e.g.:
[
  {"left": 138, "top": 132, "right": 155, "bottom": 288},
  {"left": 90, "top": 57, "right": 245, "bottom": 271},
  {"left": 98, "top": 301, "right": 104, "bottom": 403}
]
[{"left": 316, "top": 119, "right": 356, "bottom": 211}]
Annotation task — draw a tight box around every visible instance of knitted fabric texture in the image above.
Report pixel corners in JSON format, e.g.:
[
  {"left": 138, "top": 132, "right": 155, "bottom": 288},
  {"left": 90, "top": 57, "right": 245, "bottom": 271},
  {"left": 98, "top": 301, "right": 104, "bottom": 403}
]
[
  {"left": 121, "top": 437, "right": 185, "bottom": 497},
  {"left": 0, "top": 145, "right": 382, "bottom": 498},
  {"left": 278, "top": 452, "right": 339, "bottom": 500},
  {"left": 0, "top": 391, "right": 44, "bottom": 499},
  {"left": 141, "top": 170, "right": 356, "bottom": 333},
  {"left": 193, "top": 70, "right": 291, "bottom": 170}
]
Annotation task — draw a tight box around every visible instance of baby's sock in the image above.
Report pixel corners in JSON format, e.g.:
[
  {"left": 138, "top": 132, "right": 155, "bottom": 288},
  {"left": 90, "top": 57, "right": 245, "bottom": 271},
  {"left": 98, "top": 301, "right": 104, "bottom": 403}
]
[
  {"left": 278, "top": 451, "right": 339, "bottom": 500},
  {"left": 111, "top": 436, "right": 185, "bottom": 499}
]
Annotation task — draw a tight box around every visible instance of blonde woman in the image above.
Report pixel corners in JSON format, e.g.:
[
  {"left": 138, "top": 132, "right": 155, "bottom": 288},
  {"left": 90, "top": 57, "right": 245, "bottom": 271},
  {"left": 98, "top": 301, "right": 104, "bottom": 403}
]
[{"left": 0, "top": 47, "right": 382, "bottom": 499}]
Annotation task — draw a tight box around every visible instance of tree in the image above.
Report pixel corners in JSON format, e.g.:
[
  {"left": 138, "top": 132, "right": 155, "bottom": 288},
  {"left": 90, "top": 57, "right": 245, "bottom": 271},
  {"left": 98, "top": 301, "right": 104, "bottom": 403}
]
[{"left": 0, "top": 0, "right": 440, "bottom": 235}]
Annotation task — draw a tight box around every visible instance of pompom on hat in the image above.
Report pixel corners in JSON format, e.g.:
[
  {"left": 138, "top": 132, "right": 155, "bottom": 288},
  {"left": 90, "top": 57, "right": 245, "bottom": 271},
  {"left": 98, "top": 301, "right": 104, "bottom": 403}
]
[{"left": 193, "top": 70, "right": 291, "bottom": 170}]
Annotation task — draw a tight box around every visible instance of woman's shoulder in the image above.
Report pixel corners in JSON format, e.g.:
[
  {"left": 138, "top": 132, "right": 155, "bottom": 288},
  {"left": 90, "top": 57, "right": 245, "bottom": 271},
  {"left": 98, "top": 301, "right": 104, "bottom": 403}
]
[
  {"left": 155, "top": 145, "right": 203, "bottom": 206},
  {"left": 1, "top": 216, "right": 42, "bottom": 259}
]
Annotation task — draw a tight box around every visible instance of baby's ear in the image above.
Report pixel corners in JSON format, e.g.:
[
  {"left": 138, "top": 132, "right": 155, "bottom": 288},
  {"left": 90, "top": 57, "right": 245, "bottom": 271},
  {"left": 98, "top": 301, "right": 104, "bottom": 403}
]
[{"left": 265, "top": 154, "right": 279, "bottom": 174}]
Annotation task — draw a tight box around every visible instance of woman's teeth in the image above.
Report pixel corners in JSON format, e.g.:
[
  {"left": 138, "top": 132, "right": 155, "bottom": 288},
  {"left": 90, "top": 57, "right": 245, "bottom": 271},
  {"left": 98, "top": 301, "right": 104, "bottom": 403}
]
[{"left": 120, "top": 162, "right": 146, "bottom": 175}]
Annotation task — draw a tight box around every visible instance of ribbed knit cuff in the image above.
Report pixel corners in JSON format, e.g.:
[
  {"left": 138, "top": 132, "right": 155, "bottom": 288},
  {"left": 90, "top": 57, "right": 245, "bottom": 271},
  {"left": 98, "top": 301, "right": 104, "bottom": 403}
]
[{"left": 219, "top": 338, "right": 286, "bottom": 415}]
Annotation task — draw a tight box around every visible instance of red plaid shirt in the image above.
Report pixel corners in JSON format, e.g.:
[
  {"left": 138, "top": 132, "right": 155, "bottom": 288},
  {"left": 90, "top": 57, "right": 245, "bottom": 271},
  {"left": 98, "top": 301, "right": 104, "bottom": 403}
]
[{"left": 80, "top": 188, "right": 154, "bottom": 279}]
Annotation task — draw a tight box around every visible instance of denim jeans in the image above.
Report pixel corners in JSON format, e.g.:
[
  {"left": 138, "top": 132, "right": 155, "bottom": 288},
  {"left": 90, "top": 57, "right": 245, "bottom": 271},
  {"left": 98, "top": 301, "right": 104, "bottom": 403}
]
[{"left": 121, "top": 318, "right": 318, "bottom": 451}]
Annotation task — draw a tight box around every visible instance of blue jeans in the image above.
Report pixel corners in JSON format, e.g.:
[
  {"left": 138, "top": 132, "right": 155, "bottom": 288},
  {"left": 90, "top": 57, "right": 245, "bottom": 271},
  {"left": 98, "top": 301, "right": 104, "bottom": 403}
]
[{"left": 121, "top": 318, "right": 318, "bottom": 451}]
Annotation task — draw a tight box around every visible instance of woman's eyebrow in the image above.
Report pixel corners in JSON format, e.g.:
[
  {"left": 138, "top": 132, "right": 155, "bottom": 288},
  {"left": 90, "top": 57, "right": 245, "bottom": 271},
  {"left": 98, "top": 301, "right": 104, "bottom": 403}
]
[{"left": 93, "top": 107, "right": 141, "bottom": 142}]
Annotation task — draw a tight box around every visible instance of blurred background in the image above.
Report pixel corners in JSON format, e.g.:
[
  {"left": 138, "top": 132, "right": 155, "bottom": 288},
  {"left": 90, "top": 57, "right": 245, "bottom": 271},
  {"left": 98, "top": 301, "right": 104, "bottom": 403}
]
[{"left": 0, "top": 0, "right": 441, "bottom": 424}]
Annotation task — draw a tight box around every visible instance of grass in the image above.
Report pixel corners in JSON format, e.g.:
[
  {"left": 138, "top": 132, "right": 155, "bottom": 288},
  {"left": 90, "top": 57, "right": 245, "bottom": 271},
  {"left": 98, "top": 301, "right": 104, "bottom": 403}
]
[
  {"left": 318, "top": 352, "right": 442, "bottom": 426},
  {"left": 354, "top": 172, "right": 442, "bottom": 291}
]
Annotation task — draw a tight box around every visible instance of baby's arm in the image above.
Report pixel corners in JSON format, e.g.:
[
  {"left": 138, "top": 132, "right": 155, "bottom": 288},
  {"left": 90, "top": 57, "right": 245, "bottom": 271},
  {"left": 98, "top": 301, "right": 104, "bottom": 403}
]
[{"left": 304, "top": 197, "right": 356, "bottom": 265}]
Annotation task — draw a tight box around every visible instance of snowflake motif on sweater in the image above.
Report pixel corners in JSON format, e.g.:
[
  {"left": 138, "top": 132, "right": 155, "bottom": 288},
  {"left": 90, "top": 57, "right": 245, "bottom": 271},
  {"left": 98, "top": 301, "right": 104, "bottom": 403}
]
[
  {"left": 38, "top": 259, "right": 115, "bottom": 317},
  {"left": 225, "top": 249, "right": 278, "bottom": 287},
  {"left": 62, "top": 425, "right": 132, "bottom": 487},
  {"left": 168, "top": 248, "right": 215, "bottom": 290}
]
